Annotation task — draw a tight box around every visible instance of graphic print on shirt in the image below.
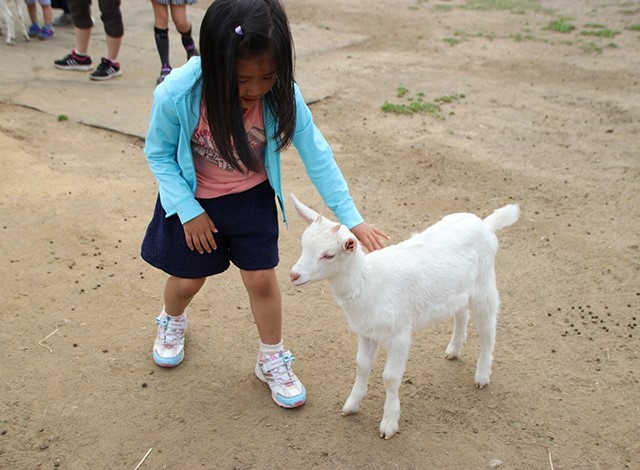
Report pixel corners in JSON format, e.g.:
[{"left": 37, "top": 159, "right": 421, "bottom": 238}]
[{"left": 191, "top": 122, "right": 266, "bottom": 172}]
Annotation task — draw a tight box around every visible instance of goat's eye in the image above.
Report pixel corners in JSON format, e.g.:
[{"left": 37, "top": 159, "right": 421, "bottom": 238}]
[{"left": 321, "top": 253, "right": 335, "bottom": 260}]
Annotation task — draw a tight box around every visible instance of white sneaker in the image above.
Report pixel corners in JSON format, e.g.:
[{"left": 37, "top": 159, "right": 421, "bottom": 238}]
[
  {"left": 256, "top": 350, "right": 306, "bottom": 408},
  {"left": 153, "top": 312, "right": 187, "bottom": 367}
]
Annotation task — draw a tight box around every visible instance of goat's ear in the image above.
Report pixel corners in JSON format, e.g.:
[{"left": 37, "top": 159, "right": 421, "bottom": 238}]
[
  {"left": 290, "top": 193, "right": 320, "bottom": 225},
  {"left": 342, "top": 237, "right": 358, "bottom": 253},
  {"left": 337, "top": 225, "right": 358, "bottom": 253}
]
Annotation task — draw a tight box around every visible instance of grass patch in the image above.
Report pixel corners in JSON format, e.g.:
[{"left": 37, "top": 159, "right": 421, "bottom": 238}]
[
  {"left": 434, "top": 93, "right": 466, "bottom": 103},
  {"left": 443, "top": 37, "right": 464, "bottom": 46},
  {"left": 381, "top": 100, "right": 441, "bottom": 116},
  {"left": 581, "top": 42, "right": 603, "bottom": 54},
  {"left": 462, "top": 0, "right": 541, "bottom": 11},
  {"left": 581, "top": 28, "right": 621, "bottom": 38},
  {"left": 57, "top": 114, "right": 69, "bottom": 122},
  {"left": 544, "top": 18, "right": 576, "bottom": 33},
  {"left": 625, "top": 24, "right": 640, "bottom": 31},
  {"left": 510, "top": 32, "right": 536, "bottom": 41},
  {"left": 381, "top": 88, "right": 465, "bottom": 119}
]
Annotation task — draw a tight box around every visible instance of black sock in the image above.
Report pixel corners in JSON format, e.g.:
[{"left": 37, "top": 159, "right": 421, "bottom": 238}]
[
  {"left": 154, "top": 27, "right": 170, "bottom": 68},
  {"left": 180, "top": 28, "right": 199, "bottom": 58}
]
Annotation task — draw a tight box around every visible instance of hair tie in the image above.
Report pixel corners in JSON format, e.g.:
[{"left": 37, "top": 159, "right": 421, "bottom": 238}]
[{"left": 234, "top": 25, "right": 244, "bottom": 36}]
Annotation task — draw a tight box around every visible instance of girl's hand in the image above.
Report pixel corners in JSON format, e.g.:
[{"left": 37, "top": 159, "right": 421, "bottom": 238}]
[
  {"left": 183, "top": 212, "right": 218, "bottom": 254},
  {"left": 350, "top": 222, "right": 390, "bottom": 252}
]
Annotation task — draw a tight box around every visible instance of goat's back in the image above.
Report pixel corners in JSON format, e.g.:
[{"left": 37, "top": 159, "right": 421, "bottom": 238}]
[{"left": 346, "top": 213, "right": 497, "bottom": 325}]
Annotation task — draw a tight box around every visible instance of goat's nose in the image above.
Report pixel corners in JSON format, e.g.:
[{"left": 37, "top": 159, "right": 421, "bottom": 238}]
[{"left": 289, "top": 272, "right": 300, "bottom": 283}]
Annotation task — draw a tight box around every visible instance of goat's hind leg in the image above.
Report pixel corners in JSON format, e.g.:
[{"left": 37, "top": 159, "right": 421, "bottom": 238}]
[
  {"left": 445, "top": 309, "right": 469, "bottom": 359},
  {"left": 342, "top": 335, "right": 378, "bottom": 416},
  {"left": 1, "top": 3, "right": 16, "bottom": 45},
  {"left": 470, "top": 290, "right": 499, "bottom": 388},
  {"left": 13, "top": 0, "right": 29, "bottom": 42}
]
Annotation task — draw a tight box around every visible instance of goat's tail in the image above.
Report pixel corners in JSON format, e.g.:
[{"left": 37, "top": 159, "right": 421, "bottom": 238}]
[{"left": 483, "top": 204, "right": 520, "bottom": 231}]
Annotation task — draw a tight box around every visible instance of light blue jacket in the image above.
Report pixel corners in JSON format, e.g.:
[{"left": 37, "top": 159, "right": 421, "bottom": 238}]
[{"left": 144, "top": 57, "right": 363, "bottom": 229}]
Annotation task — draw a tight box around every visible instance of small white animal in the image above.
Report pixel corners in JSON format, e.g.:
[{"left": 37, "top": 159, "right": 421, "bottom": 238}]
[
  {"left": 0, "top": 0, "right": 29, "bottom": 45},
  {"left": 289, "top": 194, "right": 520, "bottom": 439}
]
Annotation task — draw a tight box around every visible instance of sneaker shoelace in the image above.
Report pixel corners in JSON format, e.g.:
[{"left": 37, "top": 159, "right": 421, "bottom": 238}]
[
  {"left": 97, "top": 58, "right": 118, "bottom": 74},
  {"left": 260, "top": 351, "right": 297, "bottom": 386},
  {"left": 156, "top": 314, "right": 186, "bottom": 346}
]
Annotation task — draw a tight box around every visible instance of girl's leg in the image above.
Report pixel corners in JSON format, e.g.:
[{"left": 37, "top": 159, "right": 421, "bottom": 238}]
[
  {"left": 152, "top": 0, "right": 169, "bottom": 29},
  {"left": 241, "top": 268, "right": 306, "bottom": 408},
  {"left": 239, "top": 269, "right": 281, "bottom": 344},
  {"left": 74, "top": 26, "right": 91, "bottom": 55},
  {"left": 42, "top": 5, "right": 53, "bottom": 25},
  {"left": 169, "top": 4, "right": 198, "bottom": 59},
  {"left": 153, "top": 276, "right": 205, "bottom": 368},
  {"left": 164, "top": 275, "right": 206, "bottom": 316},
  {"left": 27, "top": 3, "right": 38, "bottom": 24},
  {"left": 152, "top": 2, "right": 171, "bottom": 82}
]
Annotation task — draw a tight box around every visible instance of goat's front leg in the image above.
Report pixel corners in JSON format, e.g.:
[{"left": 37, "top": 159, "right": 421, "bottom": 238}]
[
  {"left": 379, "top": 332, "right": 411, "bottom": 439},
  {"left": 342, "top": 335, "right": 378, "bottom": 416}
]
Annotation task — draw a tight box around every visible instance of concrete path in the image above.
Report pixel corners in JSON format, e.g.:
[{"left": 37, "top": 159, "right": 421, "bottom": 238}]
[{"left": 0, "top": 0, "right": 366, "bottom": 139}]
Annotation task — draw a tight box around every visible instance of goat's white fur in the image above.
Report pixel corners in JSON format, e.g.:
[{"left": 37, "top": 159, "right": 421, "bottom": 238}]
[
  {"left": 0, "top": 0, "right": 29, "bottom": 45},
  {"left": 289, "top": 194, "right": 519, "bottom": 439}
]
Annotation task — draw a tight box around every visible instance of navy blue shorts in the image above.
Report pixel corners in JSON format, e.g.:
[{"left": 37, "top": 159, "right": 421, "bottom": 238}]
[{"left": 141, "top": 180, "right": 279, "bottom": 278}]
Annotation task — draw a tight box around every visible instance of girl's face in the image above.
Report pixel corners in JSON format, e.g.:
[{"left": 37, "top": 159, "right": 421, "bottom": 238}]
[{"left": 236, "top": 54, "right": 277, "bottom": 110}]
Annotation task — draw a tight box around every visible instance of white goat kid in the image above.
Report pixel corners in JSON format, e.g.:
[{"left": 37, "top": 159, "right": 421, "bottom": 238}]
[
  {"left": 0, "top": 0, "right": 29, "bottom": 45},
  {"left": 289, "top": 194, "right": 519, "bottom": 439}
]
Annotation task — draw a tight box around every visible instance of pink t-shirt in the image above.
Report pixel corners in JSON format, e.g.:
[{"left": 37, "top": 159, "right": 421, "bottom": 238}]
[{"left": 191, "top": 101, "right": 268, "bottom": 199}]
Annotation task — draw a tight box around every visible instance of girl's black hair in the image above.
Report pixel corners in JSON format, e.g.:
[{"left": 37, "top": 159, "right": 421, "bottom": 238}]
[{"left": 199, "top": 0, "right": 296, "bottom": 173}]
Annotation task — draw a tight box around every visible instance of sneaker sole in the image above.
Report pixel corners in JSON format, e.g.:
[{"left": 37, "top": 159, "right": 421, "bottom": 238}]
[
  {"left": 153, "top": 350, "right": 184, "bottom": 368},
  {"left": 90, "top": 71, "right": 122, "bottom": 81},
  {"left": 55, "top": 64, "right": 93, "bottom": 71},
  {"left": 255, "top": 370, "right": 307, "bottom": 408}
]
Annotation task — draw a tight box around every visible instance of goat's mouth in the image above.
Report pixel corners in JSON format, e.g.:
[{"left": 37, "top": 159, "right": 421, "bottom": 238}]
[{"left": 290, "top": 279, "right": 309, "bottom": 287}]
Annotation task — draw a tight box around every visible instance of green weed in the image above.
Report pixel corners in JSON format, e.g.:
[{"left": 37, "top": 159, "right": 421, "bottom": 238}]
[
  {"left": 462, "top": 0, "right": 540, "bottom": 12},
  {"left": 625, "top": 24, "right": 640, "bottom": 31},
  {"left": 581, "top": 42, "right": 603, "bottom": 54},
  {"left": 544, "top": 19, "right": 576, "bottom": 33},
  {"left": 397, "top": 87, "right": 409, "bottom": 98},
  {"left": 434, "top": 93, "right": 466, "bottom": 103},
  {"left": 57, "top": 114, "right": 69, "bottom": 122},
  {"left": 443, "top": 37, "right": 464, "bottom": 46},
  {"left": 581, "top": 28, "right": 621, "bottom": 38},
  {"left": 381, "top": 88, "right": 466, "bottom": 119}
]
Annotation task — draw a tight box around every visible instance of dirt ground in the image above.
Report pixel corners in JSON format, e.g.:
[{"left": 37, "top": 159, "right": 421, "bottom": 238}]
[{"left": 1, "top": 0, "right": 639, "bottom": 468}]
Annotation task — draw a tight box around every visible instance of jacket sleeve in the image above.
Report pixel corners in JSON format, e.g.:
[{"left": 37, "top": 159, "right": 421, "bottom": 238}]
[
  {"left": 291, "top": 86, "right": 364, "bottom": 229},
  {"left": 144, "top": 85, "right": 204, "bottom": 224}
]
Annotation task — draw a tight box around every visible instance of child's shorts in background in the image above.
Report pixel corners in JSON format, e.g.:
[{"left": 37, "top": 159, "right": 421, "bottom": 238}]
[
  {"left": 141, "top": 180, "right": 279, "bottom": 278},
  {"left": 25, "top": 0, "right": 52, "bottom": 6}
]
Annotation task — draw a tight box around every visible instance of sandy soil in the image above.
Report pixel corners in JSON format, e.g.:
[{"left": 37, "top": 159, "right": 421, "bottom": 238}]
[{"left": 1, "top": 0, "right": 639, "bottom": 468}]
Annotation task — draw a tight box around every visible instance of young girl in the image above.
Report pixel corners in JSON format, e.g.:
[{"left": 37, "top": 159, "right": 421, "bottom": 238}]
[
  {"left": 141, "top": 0, "right": 388, "bottom": 409},
  {"left": 151, "top": 0, "right": 199, "bottom": 84}
]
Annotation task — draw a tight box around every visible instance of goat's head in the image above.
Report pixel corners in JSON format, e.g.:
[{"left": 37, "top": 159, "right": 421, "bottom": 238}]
[{"left": 289, "top": 194, "right": 359, "bottom": 287}]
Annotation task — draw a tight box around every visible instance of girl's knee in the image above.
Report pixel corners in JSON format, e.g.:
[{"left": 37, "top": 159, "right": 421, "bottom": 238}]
[
  {"left": 175, "top": 21, "right": 192, "bottom": 35},
  {"left": 168, "top": 276, "right": 206, "bottom": 299},
  {"left": 242, "top": 270, "right": 278, "bottom": 296}
]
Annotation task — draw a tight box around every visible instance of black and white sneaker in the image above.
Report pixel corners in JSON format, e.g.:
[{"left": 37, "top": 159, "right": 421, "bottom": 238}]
[
  {"left": 90, "top": 57, "right": 122, "bottom": 81},
  {"left": 54, "top": 50, "right": 93, "bottom": 71}
]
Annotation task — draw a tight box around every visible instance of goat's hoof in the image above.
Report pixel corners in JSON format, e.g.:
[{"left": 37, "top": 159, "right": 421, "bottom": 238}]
[
  {"left": 379, "top": 418, "right": 399, "bottom": 439},
  {"left": 342, "top": 397, "right": 361, "bottom": 415},
  {"left": 475, "top": 381, "right": 489, "bottom": 389},
  {"left": 341, "top": 406, "right": 359, "bottom": 416},
  {"left": 445, "top": 353, "right": 458, "bottom": 360}
]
